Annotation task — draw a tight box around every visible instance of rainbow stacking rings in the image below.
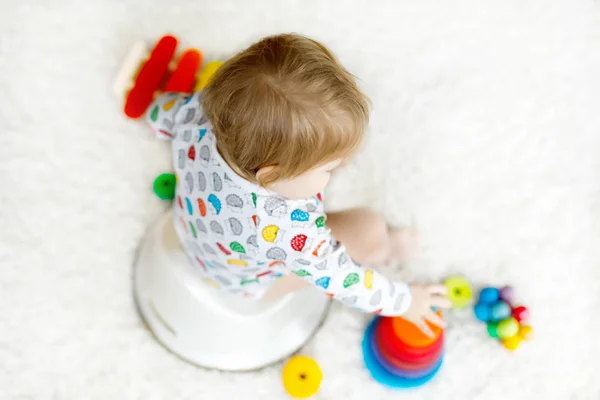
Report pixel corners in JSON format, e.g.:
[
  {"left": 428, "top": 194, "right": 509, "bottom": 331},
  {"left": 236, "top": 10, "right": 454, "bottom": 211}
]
[{"left": 362, "top": 313, "right": 444, "bottom": 388}]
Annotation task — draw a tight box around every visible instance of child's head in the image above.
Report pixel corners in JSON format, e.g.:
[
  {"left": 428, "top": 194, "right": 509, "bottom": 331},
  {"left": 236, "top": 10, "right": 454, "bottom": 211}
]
[{"left": 202, "top": 33, "right": 370, "bottom": 199}]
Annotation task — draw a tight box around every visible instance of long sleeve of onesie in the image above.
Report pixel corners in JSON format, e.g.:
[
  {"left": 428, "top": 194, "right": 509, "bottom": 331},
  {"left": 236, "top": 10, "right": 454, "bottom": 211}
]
[
  {"left": 255, "top": 193, "right": 412, "bottom": 316},
  {"left": 145, "top": 92, "right": 193, "bottom": 140}
]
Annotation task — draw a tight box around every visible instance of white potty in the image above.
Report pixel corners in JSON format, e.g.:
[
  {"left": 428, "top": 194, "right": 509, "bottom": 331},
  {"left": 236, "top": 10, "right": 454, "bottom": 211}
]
[{"left": 133, "top": 211, "right": 331, "bottom": 371}]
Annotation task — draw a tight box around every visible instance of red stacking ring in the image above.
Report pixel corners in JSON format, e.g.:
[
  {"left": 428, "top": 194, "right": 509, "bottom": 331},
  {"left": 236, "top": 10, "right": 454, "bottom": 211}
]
[
  {"left": 378, "top": 333, "right": 443, "bottom": 370},
  {"left": 376, "top": 317, "right": 444, "bottom": 361},
  {"left": 377, "top": 317, "right": 443, "bottom": 356},
  {"left": 376, "top": 325, "right": 442, "bottom": 366},
  {"left": 369, "top": 329, "right": 442, "bottom": 378}
]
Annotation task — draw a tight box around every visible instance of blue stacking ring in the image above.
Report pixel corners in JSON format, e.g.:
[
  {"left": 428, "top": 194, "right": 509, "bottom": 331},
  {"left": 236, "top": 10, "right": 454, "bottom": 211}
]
[{"left": 362, "top": 318, "right": 443, "bottom": 389}]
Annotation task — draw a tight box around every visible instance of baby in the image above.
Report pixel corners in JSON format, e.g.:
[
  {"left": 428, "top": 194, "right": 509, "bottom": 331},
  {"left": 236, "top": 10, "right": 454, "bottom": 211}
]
[{"left": 146, "top": 34, "right": 450, "bottom": 335}]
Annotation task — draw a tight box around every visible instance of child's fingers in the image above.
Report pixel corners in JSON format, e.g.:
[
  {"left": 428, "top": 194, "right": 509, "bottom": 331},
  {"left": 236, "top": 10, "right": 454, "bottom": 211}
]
[
  {"left": 423, "top": 309, "right": 446, "bottom": 328},
  {"left": 430, "top": 295, "right": 452, "bottom": 309},
  {"left": 415, "top": 317, "right": 435, "bottom": 337},
  {"left": 427, "top": 284, "right": 448, "bottom": 295}
]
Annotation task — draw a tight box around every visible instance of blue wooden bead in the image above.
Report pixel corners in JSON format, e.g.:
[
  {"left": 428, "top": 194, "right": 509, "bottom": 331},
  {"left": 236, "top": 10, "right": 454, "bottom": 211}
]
[
  {"left": 490, "top": 301, "right": 511, "bottom": 322},
  {"left": 474, "top": 303, "right": 491, "bottom": 322},
  {"left": 478, "top": 287, "right": 500, "bottom": 304}
]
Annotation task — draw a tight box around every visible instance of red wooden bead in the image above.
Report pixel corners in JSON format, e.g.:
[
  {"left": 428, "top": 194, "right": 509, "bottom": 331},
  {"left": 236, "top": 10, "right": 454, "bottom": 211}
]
[{"left": 512, "top": 305, "right": 529, "bottom": 322}]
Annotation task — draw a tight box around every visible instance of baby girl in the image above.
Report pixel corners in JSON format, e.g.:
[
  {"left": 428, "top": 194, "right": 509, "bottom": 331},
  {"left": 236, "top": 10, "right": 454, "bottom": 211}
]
[{"left": 146, "top": 34, "right": 450, "bottom": 335}]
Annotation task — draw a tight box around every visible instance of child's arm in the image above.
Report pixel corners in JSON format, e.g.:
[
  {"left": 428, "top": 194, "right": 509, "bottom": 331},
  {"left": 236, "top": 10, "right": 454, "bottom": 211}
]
[
  {"left": 255, "top": 195, "right": 413, "bottom": 316},
  {"left": 144, "top": 92, "right": 192, "bottom": 140}
]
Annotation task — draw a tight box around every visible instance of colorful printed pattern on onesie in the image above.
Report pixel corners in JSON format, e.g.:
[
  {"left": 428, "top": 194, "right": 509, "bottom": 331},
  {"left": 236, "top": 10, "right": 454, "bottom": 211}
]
[
  {"left": 255, "top": 195, "right": 412, "bottom": 316},
  {"left": 146, "top": 92, "right": 412, "bottom": 314},
  {"left": 146, "top": 92, "right": 282, "bottom": 297}
]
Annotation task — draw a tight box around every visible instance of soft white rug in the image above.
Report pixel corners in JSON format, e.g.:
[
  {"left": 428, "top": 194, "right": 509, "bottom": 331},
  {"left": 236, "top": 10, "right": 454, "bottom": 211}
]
[{"left": 2, "top": 0, "right": 600, "bottom": 398}]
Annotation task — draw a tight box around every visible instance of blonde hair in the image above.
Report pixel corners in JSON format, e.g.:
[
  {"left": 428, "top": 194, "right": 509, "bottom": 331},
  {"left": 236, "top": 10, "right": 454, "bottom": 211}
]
[{"left": 202, "top": 33, "right": 370, "bottom": 186}]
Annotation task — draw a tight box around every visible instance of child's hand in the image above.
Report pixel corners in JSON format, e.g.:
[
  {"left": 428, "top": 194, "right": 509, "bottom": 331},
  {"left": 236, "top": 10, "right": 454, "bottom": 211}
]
[{"left": 403, "top": 284, "right": 451, "bottom": 337}]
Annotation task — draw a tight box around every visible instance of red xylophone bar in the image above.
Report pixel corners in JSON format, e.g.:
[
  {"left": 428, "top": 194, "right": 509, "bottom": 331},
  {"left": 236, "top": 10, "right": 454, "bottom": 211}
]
[
  {"left": 124, "top": 35, "right": 178, "bottom": 119},
  {"left": 163, "top": 49, "right": 203, "bottom": 93}
]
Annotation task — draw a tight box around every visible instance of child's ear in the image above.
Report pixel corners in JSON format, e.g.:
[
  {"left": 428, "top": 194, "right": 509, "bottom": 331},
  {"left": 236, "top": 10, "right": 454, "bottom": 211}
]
[{"left": 255, "top": 165, "right": 279, "bottom": 186}]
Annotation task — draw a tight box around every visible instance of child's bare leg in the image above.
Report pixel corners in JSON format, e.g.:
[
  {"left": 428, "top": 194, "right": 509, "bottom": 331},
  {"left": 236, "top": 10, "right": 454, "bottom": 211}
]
[
  {"left": 388, "top": 227, "right": 420, "bottom": 264},
  {"left": 326, "top": 208, "right": 418, "bottom": 265}
]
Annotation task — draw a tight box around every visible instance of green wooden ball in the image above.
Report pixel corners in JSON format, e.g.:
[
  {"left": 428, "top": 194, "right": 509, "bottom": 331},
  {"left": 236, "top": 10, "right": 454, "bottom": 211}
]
[
  {"left": 487, "top": 321, "right": 499, "bottom": 338},
  {"left": 153, "top": 173, "right": 176, "bottom": 200},
  {"left": 497, "top": 317, "right": 519, "bottom": 339}
]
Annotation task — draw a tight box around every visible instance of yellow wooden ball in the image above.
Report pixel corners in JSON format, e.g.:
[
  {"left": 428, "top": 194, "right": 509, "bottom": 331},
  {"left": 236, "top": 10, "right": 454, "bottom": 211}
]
[
  {"left": 518, "top": 325, "right": 534, "bottom": 341},
  {"left": 501, "top": 335, "right": 521, "bottom": 351},
  {"left": 282, "top": 356, "right": 322, "bottom": 398},
  {"left": 444, "top": 276, "right": 473, "bottom": 309}
]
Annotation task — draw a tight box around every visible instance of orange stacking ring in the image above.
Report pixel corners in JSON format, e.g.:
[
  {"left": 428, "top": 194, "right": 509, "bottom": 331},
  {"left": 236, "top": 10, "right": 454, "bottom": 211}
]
[
  {"left": 377, "top": 317, "right": 443, "bottom": 356},
  {"left": 392, "top": 313, "right": 443, "bottom": 348},
  {"left": 376, "top": 316, "right": 444, "bottom": 360}
]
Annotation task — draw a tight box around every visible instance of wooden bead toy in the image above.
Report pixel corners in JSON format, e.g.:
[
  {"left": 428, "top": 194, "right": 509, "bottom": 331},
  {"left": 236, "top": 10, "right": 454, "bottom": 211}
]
[
  {"left": 497, "top": 317, "right": 519, "bottom": 339},
  {"left": 501, "top": 335, "right": 521, "bottom": 351},
  {"left": 512, "top": 305, "right": 529, "bottom": 323},
  {"left": 363, "top": 312, "right": 444, "bottom": 388},
  {"left": 518, "top": 325, "right": 534, "bottom": 340},
  {"left": 473, "top": 286, "right": 532, "bottom": 351},
  {"left": 499, "top": 286, "right": 515, "bottom": 303},
  {"left": 478, "top": 287, "right": 500, "bottom": 304},
  {"left": 490, "top": 301, "right": 511, "bottom": 322},
  {"left": 486, "top": 322, "right": 499, "bottom": 338},
  {"left": 474, "top": 303, "right": 491, "bottom": 322}
]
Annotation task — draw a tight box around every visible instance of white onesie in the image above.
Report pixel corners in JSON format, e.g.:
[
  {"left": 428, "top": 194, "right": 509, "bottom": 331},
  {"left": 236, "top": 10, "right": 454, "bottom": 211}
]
[{"left": 146, "top": 92, "right": 412, "bottom": 316}]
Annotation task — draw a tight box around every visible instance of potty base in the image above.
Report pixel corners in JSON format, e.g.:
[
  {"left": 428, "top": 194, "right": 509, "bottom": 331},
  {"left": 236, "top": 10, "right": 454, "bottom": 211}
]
[{"left": 133, "top": 211, "right": 330, "bottom": 371}]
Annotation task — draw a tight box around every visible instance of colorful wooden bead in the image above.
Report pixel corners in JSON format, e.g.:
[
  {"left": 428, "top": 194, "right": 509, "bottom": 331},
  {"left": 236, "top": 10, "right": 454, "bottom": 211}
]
[
  {"left": 153, "top": 173, "right": 176, "bottom": 200},
  {"left": 478, "top": 287, "right": 500, "bottom": 304},
  {"left": 474, "top": 303, "right": 491, "bottom": 322},
  {"left": 282, "top": 356, "right": 322, "bottom": 398},
  {"left": 472, "top": 285, "right": 530, "bottom": 351},
  {"left": 518, "top": 325, "right": 534, "bottom": 341},
  {"left": 444, "top": 276, "right": 473, "bottom": 309},
  {"left": 512, "top": 306, "right": 529, "bottom": 323},
  {"left": 497, "top": 317, "right": 519, "bottom": 339},
  {"left": 501, "top": 335, "right": 521, "bottom": 351},
  {"left": 486, "top": 321, "right": 499, "bottom": 338},
  {"left": 499, "top": 286, "right": 515, "bottom": 303},
  {"left": 490, "top": 301, "right": 512, "bottom": 322}
]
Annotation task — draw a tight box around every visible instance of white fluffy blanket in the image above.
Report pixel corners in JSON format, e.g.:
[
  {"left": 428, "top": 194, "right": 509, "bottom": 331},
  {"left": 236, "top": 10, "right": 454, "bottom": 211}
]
[{"left": 2, "top": 0, "right": 600, "bottom": 398}]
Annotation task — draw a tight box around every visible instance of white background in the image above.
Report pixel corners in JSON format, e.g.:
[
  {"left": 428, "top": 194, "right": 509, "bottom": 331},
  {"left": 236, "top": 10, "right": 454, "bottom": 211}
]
[{"left": 1, "top": 0, "right": 600, "bottom": 398}]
